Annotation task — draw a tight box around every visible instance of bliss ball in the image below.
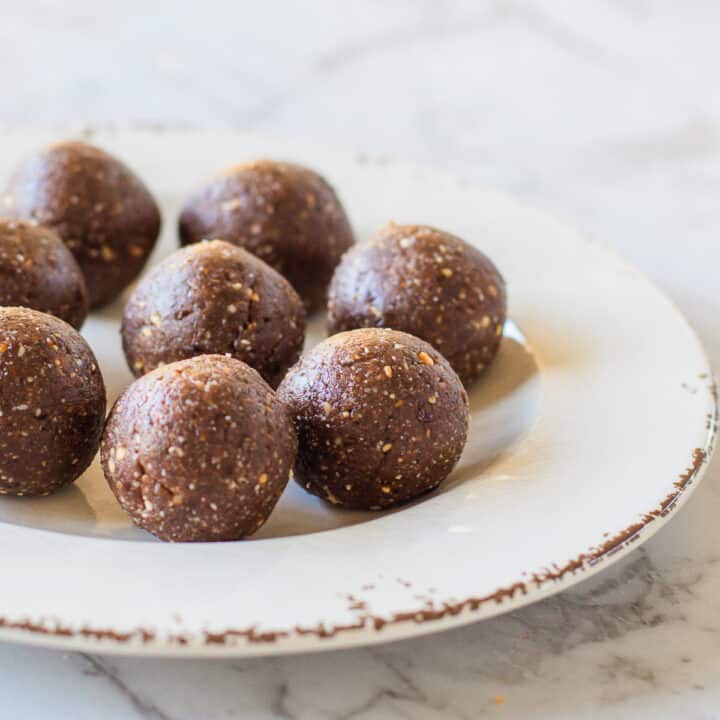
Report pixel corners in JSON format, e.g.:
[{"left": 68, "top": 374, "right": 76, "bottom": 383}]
[
  {"left": 101, "top": 355, "right": 297, "bottom": 542},
  {"left": 179, "top": 160, "right": 354, "bottom": 312},
  {"left": 277, "top": 328, "right": 469, "bottom": 510},
  {"left": 4, "top": 140, "right": 162, "bottom": 308},
  {"left": 0, "top": 218, "right": 88, "bottom": 329},
  {"left": 122, "top": 240, "right": 306, "bottom": 388},
  {"left": 0, "top": 307, "right": 106, "bottom": 496},
  {"left": 328, "top": 223, "right": 507, "bottom": 386}
]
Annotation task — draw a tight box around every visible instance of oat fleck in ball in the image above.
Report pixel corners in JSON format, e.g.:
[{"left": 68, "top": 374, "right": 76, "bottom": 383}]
[
  {"left": 179, "top": 160, "right": 354, "bottom": 312},
  {"left": 277, "top": 328, "right": 469, "bottom": 510},
  {"left": 101, "top": 355, "right": 297, "bottom": 542},
  {"left": 0, "top": 307, "right": 106, "bottom": 496},
  {"left": 4, "top": 140, "right": 161, "bottom": 308},
  {"left": 0, "top": 218, "right": 88, "bottom": 329},
  {"left": 328, "top": 223, "right": 507, "bottom": 386},
  {"left": 122, "top": 240, "right": 306, "bottom": 388}
]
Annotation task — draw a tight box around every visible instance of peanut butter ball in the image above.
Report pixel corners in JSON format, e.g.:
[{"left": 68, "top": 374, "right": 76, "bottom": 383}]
[
  {"left": 179, "top": 160, "right": 354, "bottom": 311},
  {"left": 101, "top": 355, "right": 297, "bottom": 542},
  {"left": 4, "top": 140, "right": 161, "bottom": 307},
  {"left": 121, "top": 240, "right": 306, "bottom": 388},
  {"left": 277, "top": 328, "right": 469, "bottom": 510},
  {"left": 0, "top": 307, "right": 106, "bottom": 496},
  {"left": 328, "top": 223, "right": 507, "bottom": 386},
  {"left": 0, "top": 218, "right": 88, "bottom": 329}
]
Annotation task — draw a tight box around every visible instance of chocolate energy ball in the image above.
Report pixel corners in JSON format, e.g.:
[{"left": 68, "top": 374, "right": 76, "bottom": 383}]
[
  {"left": 122, "top": 240, "right": 306, "bottom": 388},
  {"left": 277, "top": 328, "right": 469, "bottom": 510},
  {"left": 328, "top": 223, "right": 507, "bottom": 386},
  {"left": 0, "top": 307, "right": 106, "bottom": 496},
  {"left": 179, "top": 160, "right": 354, "bottom": 312},
  {"left": 4, "top": 140, "right": 161, "bottom": 308},
  {"left": 101, "top": 355, "right": 297, "bottom": 542},
  {"left": 0, "top": 218, "right": 88, "bottom": 329}
]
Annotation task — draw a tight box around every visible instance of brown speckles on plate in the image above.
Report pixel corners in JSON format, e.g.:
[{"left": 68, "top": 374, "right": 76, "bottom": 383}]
[{"left": 0, "top": 436, "right": 712, "bottom": 651}]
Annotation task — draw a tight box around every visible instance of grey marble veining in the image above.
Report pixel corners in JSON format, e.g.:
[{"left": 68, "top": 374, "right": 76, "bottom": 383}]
[{"left": 1, "top": 1, "right": 719, "bottom": 717}]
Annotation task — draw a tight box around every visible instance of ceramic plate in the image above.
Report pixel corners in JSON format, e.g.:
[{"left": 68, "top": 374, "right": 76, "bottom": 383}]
[{"left": 0, "top": 129, "right": 715, "bottom": 657}]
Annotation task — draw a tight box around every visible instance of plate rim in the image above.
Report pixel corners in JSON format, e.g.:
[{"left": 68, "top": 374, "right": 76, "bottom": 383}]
[{"left": 0, "top": 430, "right": 713, "bottom": 657}]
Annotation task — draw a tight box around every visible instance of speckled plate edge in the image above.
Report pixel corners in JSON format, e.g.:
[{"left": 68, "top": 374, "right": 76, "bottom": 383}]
[{"left": 0, "top": 433, "right": 713, "bottom": 657}]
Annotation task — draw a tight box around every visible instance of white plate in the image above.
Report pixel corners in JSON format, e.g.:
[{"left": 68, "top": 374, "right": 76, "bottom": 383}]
[{"left": 0, "top": 129, "right": 715, "bottom": 657}]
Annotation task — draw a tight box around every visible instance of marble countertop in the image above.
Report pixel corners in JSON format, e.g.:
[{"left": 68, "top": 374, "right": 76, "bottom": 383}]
[{"left": 2, "top": 1, "right": 720, "bottom": 717}]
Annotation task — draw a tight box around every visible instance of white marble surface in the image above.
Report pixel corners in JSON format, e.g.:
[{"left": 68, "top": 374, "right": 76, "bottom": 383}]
[{"left": 1, "top": 1, "right": 720, "bottom": 717}]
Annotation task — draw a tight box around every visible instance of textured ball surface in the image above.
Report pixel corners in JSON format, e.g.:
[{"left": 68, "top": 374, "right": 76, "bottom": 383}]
[
  {"left": 101, "top": 355, "right": 297, "bottom": 542},
  {"left": 179, "top": 160, "right": 354, "bottom": 311},
  {"left": 122, "top": 240, "right": 306, "bottom": 388},
  {"left": 0, "top": 218, "right": 88, "bottom": 329},
  {"left": 328, "top": 223, "right": 507, "bottom": 386},
  {"left": 5, "top": 140, "right": 161, "bottom": 307},
  {"left": 0, "top": 307, "right": 106, "bottom": 496},
  {"left": 277, "top": 328, "right": 469, "bottom": 510}
]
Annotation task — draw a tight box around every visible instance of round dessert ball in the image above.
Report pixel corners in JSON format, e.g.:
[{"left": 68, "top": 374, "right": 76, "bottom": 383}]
[
  {"left": 0, "top": 307, "right": 106, "bottom": 496},
  {"left": 277, "top": 328, "right": 469, "bottom": 510},
  {"left": 0, "top": 218, "right": 88, "bottom": 329},
  {"left": 4, "top": 140, "right": 162, "bottom": 308},
  {"left": 328, "top": 223, "right": 507, "bottom": 386},
  {"left": 179, "top": 160, "right": 354, "bottom": 312},
  {"left": 122, "top": 240, "right": 306, "bottom": 388},
  {"left": 101, "top": 355, "right": 297, "bottom": 542}
]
